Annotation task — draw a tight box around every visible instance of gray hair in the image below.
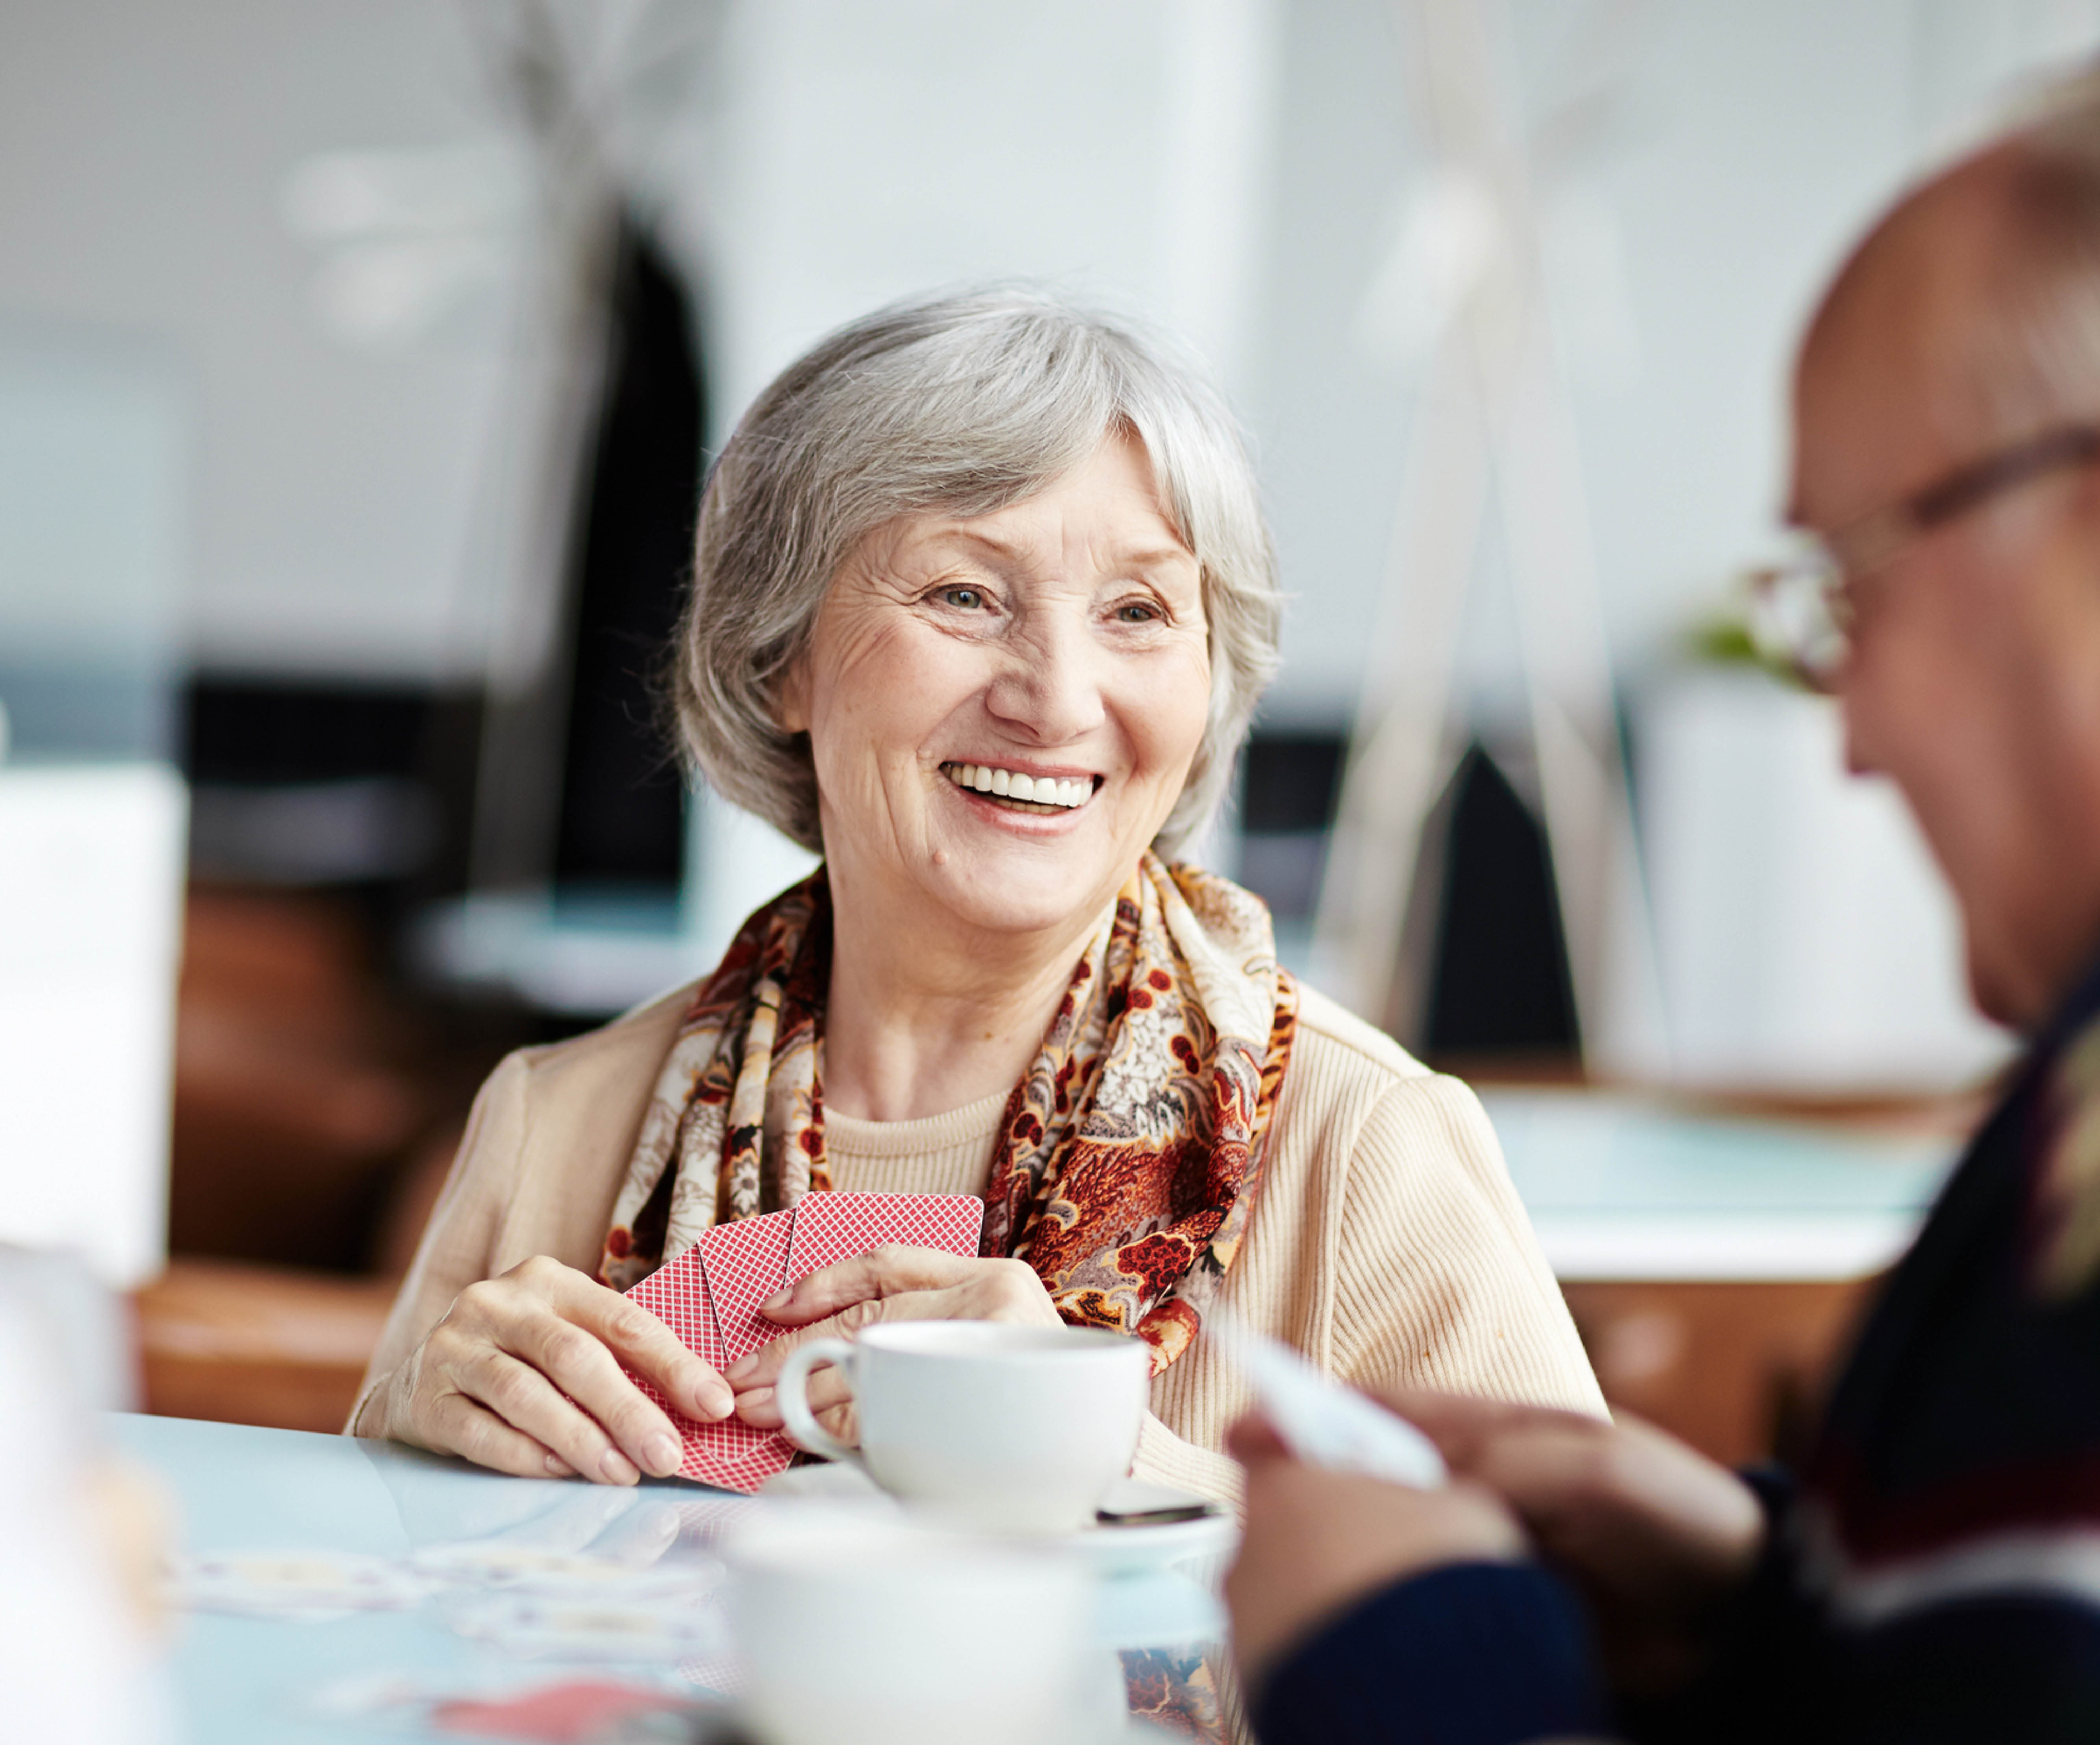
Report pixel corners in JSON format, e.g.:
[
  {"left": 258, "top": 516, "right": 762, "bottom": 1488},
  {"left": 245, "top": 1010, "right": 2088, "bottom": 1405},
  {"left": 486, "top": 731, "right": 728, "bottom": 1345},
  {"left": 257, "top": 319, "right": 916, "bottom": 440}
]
[{"left": 669, "top": 286, "right": 1280, "bottom": 856}]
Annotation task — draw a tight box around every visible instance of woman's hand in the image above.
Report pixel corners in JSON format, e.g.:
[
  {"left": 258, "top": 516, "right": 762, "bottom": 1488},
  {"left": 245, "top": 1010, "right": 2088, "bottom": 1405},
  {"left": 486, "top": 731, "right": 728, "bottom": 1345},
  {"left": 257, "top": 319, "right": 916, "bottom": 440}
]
[
  {"left": 1388, "top": 1389, "right": 1766, "bottom": 1694},
  {"left": 1225, "top": 1412, "right": 1527, "bottom": 1691},
  {"left": 388, "top": 1255, "right": 734, "bottom": 1484},
  {"left": 725, "top": 1247, "right": 1061, "bottom": 1438}
]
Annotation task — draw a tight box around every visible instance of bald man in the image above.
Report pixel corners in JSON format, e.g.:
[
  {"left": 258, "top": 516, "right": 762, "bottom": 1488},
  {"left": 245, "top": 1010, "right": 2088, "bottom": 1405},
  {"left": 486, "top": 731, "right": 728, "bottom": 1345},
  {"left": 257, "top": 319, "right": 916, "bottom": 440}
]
[{"left": 1226, "top": 82, "right": 2100, "bottom": 1745}]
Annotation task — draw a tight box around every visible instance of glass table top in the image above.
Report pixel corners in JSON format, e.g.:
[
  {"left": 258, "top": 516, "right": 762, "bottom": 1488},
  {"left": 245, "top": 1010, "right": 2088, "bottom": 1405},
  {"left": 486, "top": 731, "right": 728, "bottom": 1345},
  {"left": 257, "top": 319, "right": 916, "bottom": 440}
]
[{"left": 111, "top": 1413, "right": 1229, "bottom": 1744}]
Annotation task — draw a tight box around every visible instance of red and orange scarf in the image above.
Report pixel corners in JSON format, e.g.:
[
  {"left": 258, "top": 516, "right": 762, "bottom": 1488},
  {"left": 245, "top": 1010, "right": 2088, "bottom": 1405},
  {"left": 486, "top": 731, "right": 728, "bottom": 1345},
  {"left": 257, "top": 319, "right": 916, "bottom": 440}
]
[{"left": 601, "top": 852, "right": 1297, "bottom": 1375}]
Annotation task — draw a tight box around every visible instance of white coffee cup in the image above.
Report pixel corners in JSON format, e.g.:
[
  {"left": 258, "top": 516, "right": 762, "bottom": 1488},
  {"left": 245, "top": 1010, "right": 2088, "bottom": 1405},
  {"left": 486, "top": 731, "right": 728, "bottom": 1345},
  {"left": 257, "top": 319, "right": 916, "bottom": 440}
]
[
  {"left": 727, "top": 1508, "right": 1099, "bottom": 1745},
  {"left": 775, "top": 1321, "right": 1148, "bottom": 1535}
]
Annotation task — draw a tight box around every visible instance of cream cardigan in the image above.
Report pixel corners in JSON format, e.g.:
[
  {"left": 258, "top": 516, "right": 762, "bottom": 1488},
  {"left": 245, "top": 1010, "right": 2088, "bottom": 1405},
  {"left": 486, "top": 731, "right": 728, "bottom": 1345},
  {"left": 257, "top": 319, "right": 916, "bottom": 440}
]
[{"left": 350, "top": 979, "right": 1604, "bottom": 1502}]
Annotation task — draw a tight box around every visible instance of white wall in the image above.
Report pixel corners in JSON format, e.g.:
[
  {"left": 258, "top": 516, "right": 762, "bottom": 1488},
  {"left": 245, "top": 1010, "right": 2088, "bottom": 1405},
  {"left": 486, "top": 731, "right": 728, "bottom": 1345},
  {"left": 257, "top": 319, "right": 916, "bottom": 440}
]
[
  {"left": 0, "top": 0, "right": 517, "bottom": 680},
  {"left": 4, "top": 0, "right": 2096, "bottom": 710},
  {"left": 1251, "top": 0, "right": 2100, "bottom": 720}
]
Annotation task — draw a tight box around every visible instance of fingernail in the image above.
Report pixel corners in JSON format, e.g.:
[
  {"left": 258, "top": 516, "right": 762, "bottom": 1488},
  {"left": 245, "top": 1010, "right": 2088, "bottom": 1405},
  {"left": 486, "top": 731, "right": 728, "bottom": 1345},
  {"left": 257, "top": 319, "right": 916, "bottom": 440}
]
[
  {"left": 697, "top": 1382, "right": 735, "bottom": 1420},
  {"left": 759, "top": 1290, "right": 789, "bottom": 1313},
  {"left": 545, "top": 1452, "right": 575, "bottom": 1478},
  {"left": 737, "top": 1387, "right": 775, "bottom": 1425},
  {"left": 725, "top": 1356, "right": 756, "bottom": 1384},
  {"left": 645, "top": 1433, "right": 680, "bottom": 1475},
  {"left": 599, "top": 1447, "right": 640, "bottom": 1485}
]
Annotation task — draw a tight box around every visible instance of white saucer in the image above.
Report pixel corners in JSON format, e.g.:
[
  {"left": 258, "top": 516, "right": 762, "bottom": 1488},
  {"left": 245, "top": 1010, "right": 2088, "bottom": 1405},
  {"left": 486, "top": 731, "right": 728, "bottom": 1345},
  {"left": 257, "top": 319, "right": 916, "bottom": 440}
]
[{"left": 757, "top": 1464, "right": 1238, "bottom": 1577}]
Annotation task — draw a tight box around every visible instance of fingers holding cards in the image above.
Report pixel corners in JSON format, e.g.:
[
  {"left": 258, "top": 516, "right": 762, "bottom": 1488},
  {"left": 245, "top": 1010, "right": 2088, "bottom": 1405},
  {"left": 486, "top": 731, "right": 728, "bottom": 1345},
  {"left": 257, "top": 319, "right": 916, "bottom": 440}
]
[
  {"left": 614, "top": 1192, "right": 987, "bottom": 1490},
  {"left": 458, "top": 1347, "right": 647, "bottom": 1483},
  {"left": 399, "top": 1256, "right": 719, "bottom": 1485},
  {"left": 563, "top": 1274, "right": 735, "bottom": 1426}
]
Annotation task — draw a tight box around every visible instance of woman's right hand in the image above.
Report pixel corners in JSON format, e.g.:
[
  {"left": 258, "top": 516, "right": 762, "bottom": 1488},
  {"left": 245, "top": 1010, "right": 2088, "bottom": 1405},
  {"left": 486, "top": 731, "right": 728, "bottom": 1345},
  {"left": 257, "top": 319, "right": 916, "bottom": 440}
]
[{"left": 387, "top": 1255, "right": 733, "bottom": 1484}]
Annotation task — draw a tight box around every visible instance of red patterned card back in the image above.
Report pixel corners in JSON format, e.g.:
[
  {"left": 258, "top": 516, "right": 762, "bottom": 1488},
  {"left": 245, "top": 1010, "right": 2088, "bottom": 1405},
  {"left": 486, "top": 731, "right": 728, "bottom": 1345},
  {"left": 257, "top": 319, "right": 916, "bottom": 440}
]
[
  {"left": 784, "top": 1192, "right": 985, "bottom": 1284},
  {"left": 696, "top": 1208, "right": 795, "bottom": 1367},
  {"left": 624, "top": 1244, "right": 722, "bottom": 1370},
  {"left": 621, "top": 1242, "right": 793, "bottom": 1492}
]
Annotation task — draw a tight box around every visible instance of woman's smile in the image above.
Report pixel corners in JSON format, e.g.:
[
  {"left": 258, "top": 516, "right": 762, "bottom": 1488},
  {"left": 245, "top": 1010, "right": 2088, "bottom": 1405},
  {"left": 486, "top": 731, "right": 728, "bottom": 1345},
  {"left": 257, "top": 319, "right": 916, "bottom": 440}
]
[{"left": 939, "top": 759, "right": 1101, "bottom": 815}]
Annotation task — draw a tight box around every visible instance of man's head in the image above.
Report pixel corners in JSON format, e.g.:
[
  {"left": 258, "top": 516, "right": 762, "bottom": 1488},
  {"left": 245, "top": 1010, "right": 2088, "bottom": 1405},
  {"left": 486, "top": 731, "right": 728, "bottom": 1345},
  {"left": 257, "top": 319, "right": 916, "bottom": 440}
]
[{"left": 1795, "top": 86, "right": 2100, "bottom": 1030}]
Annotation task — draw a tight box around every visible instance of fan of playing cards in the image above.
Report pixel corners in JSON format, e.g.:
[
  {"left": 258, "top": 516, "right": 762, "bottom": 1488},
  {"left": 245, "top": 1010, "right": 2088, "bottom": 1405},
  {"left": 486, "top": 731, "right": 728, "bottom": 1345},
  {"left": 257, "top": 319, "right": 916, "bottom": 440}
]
[{"left": 620, "top": 1191, "right": 985, "bottom": 1493}]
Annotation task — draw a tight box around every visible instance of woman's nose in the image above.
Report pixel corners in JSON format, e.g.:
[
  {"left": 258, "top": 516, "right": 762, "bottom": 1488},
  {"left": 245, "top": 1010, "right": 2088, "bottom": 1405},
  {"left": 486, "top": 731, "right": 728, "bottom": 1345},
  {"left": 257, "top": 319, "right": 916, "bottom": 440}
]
[{"left": 984, "top": 614, "right": 1106, "bottom": 744}]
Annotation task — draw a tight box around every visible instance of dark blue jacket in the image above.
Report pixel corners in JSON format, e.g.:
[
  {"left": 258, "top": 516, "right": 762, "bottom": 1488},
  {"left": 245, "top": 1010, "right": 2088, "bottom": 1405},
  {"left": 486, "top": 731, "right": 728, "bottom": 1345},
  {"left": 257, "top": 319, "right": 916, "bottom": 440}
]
[{"left": 1257, "top": 952, "right": 2100, "bottom": 1745}]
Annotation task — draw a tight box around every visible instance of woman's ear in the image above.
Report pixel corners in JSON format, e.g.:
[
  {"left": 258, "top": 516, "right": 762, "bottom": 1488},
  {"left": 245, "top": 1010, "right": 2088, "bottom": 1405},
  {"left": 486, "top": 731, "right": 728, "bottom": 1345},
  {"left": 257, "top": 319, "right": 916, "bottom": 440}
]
[{"left": 773, "top": 652, "right": 812, "bottom": 735}]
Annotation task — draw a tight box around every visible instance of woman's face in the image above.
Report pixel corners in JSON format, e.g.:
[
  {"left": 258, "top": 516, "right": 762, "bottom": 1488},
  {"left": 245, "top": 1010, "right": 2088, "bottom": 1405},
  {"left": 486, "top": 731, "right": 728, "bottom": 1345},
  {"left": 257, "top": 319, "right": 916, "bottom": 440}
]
[{"left": 778, "top": 431, "right": 1212, "bottom": 941}]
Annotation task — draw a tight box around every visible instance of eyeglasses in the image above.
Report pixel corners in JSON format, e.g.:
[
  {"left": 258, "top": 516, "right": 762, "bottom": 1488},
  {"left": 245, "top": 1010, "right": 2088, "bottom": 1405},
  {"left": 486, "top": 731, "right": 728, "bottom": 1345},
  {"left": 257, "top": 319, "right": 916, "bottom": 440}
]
[{"left": 1743, "top": 423, "right": 2100, "bottom": 690}]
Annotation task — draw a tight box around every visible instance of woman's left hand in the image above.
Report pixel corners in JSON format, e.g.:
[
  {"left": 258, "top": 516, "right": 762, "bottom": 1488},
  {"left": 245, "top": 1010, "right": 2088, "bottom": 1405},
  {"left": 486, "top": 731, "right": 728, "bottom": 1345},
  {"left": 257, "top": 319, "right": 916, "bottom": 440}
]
[{"left": 725, "top": 1247, "right": 1062, "bottom": 1437}]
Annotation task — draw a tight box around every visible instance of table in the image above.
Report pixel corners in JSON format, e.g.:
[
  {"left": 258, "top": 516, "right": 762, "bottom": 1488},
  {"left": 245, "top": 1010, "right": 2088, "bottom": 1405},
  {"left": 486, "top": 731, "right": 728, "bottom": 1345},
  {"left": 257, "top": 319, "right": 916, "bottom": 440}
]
[
  {"left": 113, "top": 1414, "right": 1231, "bottom": 1744},
  {"left": 1483, "top": 1088, "right": 1961, "bottom": 1283}
]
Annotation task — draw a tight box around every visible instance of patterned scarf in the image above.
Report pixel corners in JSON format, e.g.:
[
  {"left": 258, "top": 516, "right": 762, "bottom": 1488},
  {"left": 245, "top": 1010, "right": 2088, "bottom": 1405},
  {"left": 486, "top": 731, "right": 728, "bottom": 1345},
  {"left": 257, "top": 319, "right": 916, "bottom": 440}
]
[{"left": 601, "top": 852, "right": 1297, "bottom": 1375}]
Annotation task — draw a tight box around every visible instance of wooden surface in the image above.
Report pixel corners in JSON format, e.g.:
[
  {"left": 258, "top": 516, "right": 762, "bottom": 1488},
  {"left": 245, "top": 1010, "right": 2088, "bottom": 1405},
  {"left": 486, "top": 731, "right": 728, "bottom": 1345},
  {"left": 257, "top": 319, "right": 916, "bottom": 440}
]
[
  {"left": 134, "top": 1257, "right": 395, "bottom": 1434},
  {"left": 1562, "top": 1276, "right": 1879, "bottom": 1466}
]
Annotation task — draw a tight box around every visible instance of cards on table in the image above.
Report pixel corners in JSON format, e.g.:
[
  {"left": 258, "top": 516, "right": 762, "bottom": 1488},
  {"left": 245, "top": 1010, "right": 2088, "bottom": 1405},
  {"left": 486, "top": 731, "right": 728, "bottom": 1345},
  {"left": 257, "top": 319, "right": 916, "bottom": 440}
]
[{"left": 621, "top": 1191, "right": 985, "bottom": 1494}]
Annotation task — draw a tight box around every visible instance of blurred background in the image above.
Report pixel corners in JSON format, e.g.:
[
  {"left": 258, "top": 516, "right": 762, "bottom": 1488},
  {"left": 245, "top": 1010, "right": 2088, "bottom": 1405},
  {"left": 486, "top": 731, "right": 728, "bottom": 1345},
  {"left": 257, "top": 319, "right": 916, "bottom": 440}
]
[{"left": 3, "top": 0, "right": 2093, "bottom": 1471}]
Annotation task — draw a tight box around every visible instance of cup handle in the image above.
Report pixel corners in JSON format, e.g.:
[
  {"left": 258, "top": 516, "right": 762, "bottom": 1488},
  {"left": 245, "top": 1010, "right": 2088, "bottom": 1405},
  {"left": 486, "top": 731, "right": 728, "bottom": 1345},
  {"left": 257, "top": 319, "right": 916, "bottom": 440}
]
[{"left": 775, "top": 1337, "right": 863, "bottom": 1465}]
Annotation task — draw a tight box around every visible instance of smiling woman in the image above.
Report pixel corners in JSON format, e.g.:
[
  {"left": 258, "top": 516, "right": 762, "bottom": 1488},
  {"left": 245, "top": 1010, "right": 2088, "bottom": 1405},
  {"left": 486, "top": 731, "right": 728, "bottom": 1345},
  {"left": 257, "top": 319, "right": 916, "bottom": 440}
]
[{"left": 348, "top": 288, "right": 1603, "bottom": 1502}]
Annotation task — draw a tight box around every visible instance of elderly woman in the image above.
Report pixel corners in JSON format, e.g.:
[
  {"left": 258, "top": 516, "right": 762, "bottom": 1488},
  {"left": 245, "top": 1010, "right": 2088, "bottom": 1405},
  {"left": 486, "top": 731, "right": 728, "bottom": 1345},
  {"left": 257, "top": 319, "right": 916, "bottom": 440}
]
[{"left": 351, "top": 288, "right": 1602, "bottom": 1500}]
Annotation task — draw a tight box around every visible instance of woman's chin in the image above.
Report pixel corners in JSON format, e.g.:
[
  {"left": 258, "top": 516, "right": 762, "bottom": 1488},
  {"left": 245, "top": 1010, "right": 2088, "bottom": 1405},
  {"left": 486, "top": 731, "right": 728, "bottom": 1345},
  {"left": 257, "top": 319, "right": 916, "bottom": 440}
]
[{"left": 917, "top": 842, "right": 1129, "bottom": 938}]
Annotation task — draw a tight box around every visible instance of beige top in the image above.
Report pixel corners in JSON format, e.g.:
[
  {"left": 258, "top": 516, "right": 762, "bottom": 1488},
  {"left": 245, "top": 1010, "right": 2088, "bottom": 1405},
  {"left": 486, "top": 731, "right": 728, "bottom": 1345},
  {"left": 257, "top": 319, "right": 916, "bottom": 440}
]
[{"left": 350, "top": 980, "right": 1604, "bottom": 1504}]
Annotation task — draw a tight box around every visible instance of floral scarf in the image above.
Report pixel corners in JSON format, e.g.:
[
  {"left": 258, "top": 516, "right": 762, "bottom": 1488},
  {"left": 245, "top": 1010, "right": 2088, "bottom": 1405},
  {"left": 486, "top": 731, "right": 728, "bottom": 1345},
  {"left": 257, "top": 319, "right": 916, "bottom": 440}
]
[{"left": 600, "top": 852, "right": 1297, "bottom": 1375}]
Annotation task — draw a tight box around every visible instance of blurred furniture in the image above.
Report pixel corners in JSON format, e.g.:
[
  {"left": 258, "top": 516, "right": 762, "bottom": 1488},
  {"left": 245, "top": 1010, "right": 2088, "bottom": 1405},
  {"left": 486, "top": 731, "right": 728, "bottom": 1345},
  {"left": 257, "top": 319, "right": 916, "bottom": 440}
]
[
  {"left": 1638, "top": 671, "right": 2011, "bottom": 1093},
  {"left": 1486, "top": 1086, "right": 1968, "bottom": 1465},
  {"left": 170, "top": 886, "right": 430, "bottom": 1270},
  {"left": 152, "top": 886, "right": 492, "bottom": 1433},
  {"left": 1560, "top": 1277, "right": 1874, "bottom": 1467},
  {"left": 133, "top": 1258, "right": 394, "bottom": 1434},
  {"left": 0, "top": 766, "right": 186, "bottom": 1287},
  {"left": 0, "top": 327, "right": 188, "bottom": 1291},
  {"left": 111, "top": 1413, "right": 1230, "bottom": 1743}
]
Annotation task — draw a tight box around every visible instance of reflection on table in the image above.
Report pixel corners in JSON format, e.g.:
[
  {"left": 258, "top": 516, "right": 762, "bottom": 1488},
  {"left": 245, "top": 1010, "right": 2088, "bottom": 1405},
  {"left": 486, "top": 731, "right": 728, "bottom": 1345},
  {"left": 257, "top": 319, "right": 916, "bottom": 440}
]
[{"left": 114, "top": 1413, "right": 1231, "bottom": 1744}]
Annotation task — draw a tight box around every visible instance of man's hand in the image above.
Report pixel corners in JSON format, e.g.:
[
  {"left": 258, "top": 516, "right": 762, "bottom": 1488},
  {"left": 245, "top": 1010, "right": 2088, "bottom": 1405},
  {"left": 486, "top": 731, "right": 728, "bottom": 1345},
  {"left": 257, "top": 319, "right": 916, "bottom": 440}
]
[
  {"left": 1390, "top": 1390, "right": 1766, "bottom": 1693},
  {"left": 1225, "top": 1413, "right": 1526, "bottom": 1691},
  {"left": 389, "top": 1255, "right": 734, "bottom": 1484},
  {"left": 725, "top": 1247, "right": 1060, "bottom": 1440}
]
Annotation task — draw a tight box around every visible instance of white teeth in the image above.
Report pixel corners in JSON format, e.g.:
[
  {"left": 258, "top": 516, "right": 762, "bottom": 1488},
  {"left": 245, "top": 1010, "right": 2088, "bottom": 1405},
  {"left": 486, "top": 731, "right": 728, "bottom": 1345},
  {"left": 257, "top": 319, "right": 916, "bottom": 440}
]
[{"left": 944, "top": 762, "right": 1090, "bottom": 809}]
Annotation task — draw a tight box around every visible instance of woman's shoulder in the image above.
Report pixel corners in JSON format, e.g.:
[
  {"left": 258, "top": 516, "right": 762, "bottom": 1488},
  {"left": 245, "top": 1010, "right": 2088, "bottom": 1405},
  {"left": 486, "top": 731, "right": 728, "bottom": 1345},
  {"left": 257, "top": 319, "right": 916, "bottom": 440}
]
[
  {"left": 486, "top": 980, "right": 696, "bottom": 1131},
  {"left": 1271, "top": 980, "right": 1493, "bottom": 1164},
  {"left": 1284, "top": 979, "right": 1436, "bottom": 1096},
  {"left": 444, "top": 981, "right": 699, "bottom": 1248}
]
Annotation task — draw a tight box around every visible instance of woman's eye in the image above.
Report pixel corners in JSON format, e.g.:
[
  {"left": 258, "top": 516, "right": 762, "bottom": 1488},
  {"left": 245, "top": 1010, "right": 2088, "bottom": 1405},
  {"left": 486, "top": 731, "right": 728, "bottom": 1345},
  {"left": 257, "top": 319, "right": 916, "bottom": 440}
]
[
  {"left": 1115, "top": 600, "right": 1162, "bottom": 624},
  {"left": 938, "top": 586, "right": 987, "bottom": 610}
]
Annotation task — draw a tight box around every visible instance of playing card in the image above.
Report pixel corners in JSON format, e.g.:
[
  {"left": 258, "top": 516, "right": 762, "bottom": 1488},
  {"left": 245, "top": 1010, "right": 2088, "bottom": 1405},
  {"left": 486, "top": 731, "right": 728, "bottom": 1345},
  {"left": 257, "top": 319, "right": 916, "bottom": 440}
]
[
  {"left": 696, "top": 1208, "right": 795, "bottom": 1366},
  {"left": 620, "top": 1244, "right": 798, "bottom": 1493},
  {"left": 784, "top": 1192, "right": 985, "bottom": 1284},
  {"left": 620, "top": 1195, "right": 983, "bottom": 1495},
  {"left": 169, "top": 1550, "right": 429, "bottom": 1621},
  {"left": 623, "top": 1244, "right": 723, "bottom": 1372},
  {"left": 430, "top": 1679, "right": 706, "bottom": 1743}
]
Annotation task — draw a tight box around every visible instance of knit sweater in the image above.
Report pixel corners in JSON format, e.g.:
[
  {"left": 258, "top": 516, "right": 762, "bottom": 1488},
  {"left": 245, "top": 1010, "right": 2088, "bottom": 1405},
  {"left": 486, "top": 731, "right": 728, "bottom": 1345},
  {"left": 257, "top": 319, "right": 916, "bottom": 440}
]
[
  {"left": 1258, "top": 949, "right": 2100, "bottom": 1745},
  {"left": 349, "top": 979, "right": 1604, "bottom": 1502}
]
